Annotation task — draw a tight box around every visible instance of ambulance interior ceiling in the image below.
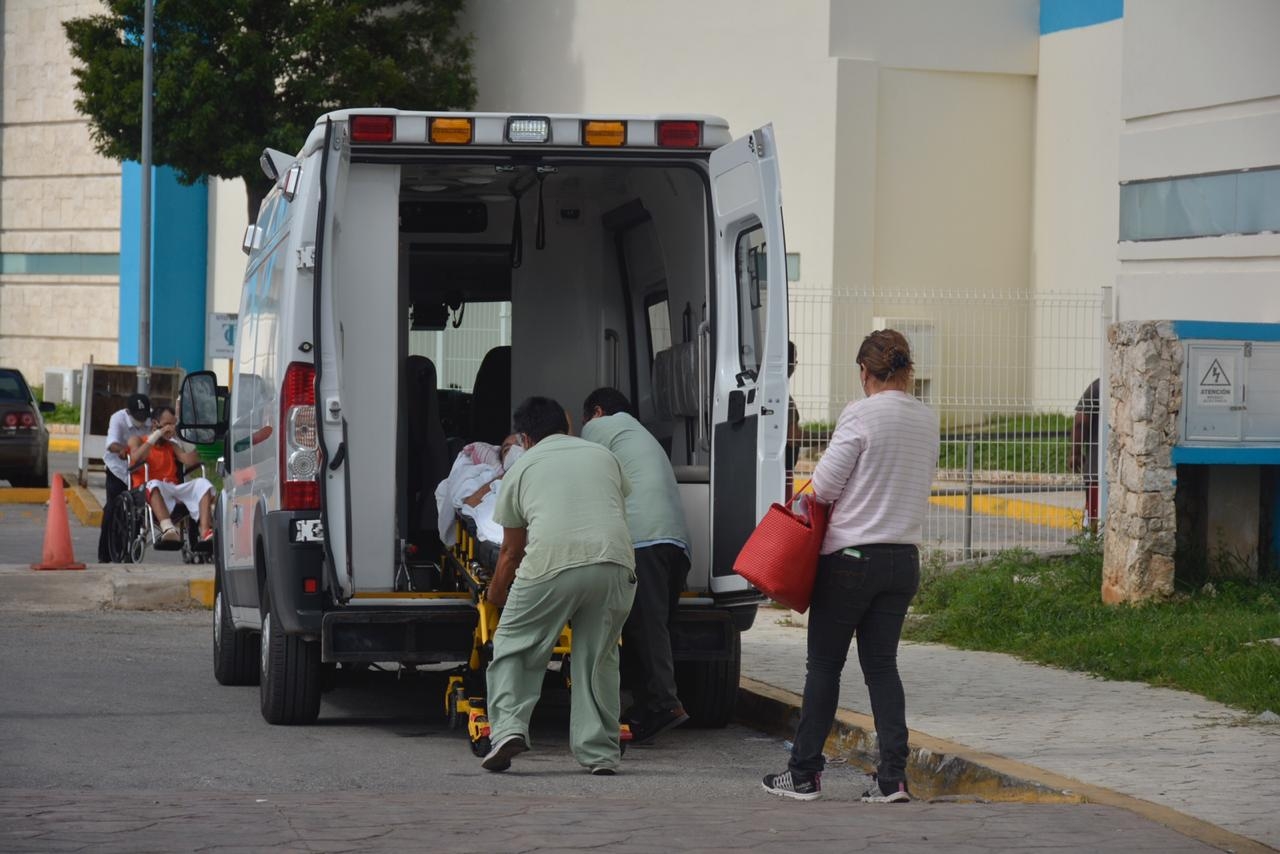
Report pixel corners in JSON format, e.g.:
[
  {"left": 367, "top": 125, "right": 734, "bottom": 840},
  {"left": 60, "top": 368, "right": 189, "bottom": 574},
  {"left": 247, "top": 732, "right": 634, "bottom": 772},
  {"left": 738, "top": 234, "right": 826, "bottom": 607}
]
[
  {"left": 399, "top": 161, "right": 710, "bottom": 426},
  {"left": 399, "top": 162, "right": 709, "bottom": 310}
]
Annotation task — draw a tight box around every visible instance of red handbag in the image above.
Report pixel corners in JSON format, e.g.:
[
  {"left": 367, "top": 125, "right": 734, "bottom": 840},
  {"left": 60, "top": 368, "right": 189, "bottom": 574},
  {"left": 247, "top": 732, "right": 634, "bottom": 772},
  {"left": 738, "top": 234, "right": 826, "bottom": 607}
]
[{"left": 733, "top": 485, "right": 829, "bottom": 613}]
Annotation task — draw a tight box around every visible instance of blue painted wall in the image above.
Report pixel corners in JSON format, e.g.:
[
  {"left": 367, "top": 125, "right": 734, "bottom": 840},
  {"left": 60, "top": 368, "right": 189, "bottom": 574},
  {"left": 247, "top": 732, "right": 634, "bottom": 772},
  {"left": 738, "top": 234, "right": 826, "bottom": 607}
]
[
  {"left": 1041, "top": 0, "right": 1123, "bottom": 34},
  {"left": 119, "top": 163, "right": 208, "bottom": 372}
]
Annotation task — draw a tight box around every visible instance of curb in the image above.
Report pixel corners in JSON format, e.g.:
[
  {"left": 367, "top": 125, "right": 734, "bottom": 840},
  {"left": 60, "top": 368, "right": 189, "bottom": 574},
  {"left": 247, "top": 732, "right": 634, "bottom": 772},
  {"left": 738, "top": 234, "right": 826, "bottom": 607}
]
[
  {"left": 0, "top": 474, "right": 102, "bottom": 527},
  {"left": 735, "top": 676, "right": 1273, "bottom": 854},
  {"left": 0, "top": 565, "right": 214, "bottom": 612},
  {"left": 64, "top": 478, "right": 102, "bottom": 527},
  {"left": 49, "top": 437, "right": 79, "bottom": 453}
]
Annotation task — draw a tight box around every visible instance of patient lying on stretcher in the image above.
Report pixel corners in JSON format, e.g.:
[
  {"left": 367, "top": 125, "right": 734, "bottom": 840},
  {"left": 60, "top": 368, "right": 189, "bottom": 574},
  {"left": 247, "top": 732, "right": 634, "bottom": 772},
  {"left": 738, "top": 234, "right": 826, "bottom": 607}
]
[{"left": 434, "top": 434, "right": 525, "bottom": 546}]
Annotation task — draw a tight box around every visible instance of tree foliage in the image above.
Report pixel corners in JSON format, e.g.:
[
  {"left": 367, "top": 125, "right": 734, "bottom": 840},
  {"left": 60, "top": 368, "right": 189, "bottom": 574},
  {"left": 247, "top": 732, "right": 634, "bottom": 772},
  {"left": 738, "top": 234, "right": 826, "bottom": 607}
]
[{"left": 64, "top": 0, "right": 476, "bottom": 217}]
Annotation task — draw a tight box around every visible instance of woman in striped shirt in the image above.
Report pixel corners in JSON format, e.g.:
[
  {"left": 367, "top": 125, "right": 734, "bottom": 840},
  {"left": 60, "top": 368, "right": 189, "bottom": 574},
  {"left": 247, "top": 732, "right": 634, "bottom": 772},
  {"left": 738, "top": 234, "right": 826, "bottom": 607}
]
[{"left": 763, "top": 329, "right": 940, "bottom": 803}]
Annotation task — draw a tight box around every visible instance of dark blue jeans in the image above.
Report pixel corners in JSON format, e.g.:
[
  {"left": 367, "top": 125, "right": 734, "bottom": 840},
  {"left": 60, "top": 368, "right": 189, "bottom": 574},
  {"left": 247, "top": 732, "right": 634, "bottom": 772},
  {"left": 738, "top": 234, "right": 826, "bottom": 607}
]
[{"left": 788, "top": 544, "right": 920, "bottom": 782}]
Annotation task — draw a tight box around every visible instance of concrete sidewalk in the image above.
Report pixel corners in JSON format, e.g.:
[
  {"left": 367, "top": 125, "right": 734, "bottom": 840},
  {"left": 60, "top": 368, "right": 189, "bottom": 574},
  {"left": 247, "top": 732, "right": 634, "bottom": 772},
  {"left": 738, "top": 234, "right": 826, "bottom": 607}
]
[
  {"left": 1, "top": 564, "right": 1276, "bottom": 851},
  {"left": 742, "top": 613, "right": 1279, "bottom": 852}
]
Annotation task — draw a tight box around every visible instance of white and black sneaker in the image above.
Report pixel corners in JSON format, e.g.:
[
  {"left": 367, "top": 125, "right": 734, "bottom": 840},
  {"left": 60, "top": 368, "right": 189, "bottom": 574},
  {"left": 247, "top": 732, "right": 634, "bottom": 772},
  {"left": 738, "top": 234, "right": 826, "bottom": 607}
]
[
  {"left": 761, "top": 770, "right": 822, "bottom": 801},
  {"left": 860, "top": 774, "right": 911, "bottom": 803},
  {"left": 480, "top": 733, "right": 528, "bottom": 772}
]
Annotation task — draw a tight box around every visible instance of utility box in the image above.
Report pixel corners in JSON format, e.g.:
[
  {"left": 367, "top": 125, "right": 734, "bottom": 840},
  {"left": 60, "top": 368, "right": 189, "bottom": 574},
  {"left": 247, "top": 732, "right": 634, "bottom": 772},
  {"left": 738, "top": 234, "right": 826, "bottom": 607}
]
[
  {"left": 1181, "top": 341, "right": 1280, "bottom": 444},
  {"left": 1176, "top": 335, "right": 1280, "bottom": 581},
  {"left": 42, "top": 368, "right": 83, "bottom": 406}
]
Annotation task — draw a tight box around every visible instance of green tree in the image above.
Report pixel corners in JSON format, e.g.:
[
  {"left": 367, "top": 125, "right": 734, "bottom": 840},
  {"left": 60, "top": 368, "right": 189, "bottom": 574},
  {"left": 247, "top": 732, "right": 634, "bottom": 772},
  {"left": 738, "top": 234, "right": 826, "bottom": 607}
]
[{"left": 65, "top": 0, "right": 476, "bottom": 219}]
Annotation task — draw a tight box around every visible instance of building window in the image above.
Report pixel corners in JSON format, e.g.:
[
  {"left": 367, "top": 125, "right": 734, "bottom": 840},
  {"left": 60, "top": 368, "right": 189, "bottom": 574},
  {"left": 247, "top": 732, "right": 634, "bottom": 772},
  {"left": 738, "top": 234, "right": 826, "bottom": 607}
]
[
  {"left": 1119, "top": 166, "right": 1280, "bottom": 241},
  {"left": 0, "top": 253, "right": 120, "bottom": 276}
]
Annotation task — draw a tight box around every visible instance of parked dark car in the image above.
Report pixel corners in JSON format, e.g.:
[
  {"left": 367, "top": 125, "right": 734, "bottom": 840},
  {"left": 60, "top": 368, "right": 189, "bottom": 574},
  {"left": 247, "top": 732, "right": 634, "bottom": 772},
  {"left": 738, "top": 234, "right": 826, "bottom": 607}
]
[{"left": 0, "top": 368, "right": 54, "bottom": 487}]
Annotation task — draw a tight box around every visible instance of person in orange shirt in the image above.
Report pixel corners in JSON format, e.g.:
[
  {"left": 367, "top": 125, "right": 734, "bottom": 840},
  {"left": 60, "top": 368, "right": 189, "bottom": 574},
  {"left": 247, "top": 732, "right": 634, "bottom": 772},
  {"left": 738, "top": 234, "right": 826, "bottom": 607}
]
[{"left": 128, "top": 406, "right": 216, "bottom": 543}]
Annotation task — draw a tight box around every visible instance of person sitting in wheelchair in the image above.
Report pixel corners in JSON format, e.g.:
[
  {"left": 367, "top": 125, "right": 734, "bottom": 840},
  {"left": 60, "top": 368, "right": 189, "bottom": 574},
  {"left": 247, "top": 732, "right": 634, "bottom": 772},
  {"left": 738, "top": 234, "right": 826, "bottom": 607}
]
[{"left": 127, "top": 405, "right": 215, "bottom": 544}]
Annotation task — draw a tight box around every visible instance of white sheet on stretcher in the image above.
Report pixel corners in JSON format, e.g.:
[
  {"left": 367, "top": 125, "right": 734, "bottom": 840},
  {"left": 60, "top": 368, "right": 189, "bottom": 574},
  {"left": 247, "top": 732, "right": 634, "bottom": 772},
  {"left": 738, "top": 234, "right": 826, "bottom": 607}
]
[{"left": 434, "top": 445, "right": 505, "bottom": 547}]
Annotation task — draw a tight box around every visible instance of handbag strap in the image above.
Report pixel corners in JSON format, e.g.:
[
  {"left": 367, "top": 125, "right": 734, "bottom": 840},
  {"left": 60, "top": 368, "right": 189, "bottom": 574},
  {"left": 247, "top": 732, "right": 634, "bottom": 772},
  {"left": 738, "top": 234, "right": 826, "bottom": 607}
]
[{"left": 793, "top": 477, "right": 814, "bottom": 496}]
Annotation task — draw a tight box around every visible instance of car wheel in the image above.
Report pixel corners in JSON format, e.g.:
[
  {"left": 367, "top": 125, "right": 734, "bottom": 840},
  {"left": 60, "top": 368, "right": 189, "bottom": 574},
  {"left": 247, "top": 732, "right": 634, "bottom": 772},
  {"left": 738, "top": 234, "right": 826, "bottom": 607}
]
[
  {"left": 213, "top": 566, "right": 260, "bottom": 686},
  {"left": 259, "top": 586, "right": 321, "bottom": 725}
]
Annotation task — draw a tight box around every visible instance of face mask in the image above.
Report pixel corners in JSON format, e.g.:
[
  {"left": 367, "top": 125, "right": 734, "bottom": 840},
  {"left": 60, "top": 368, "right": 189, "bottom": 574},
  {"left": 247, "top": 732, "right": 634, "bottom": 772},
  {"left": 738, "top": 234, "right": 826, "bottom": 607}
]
[{"left": 502, "top": 444, "right": 525, "bottom": 472}]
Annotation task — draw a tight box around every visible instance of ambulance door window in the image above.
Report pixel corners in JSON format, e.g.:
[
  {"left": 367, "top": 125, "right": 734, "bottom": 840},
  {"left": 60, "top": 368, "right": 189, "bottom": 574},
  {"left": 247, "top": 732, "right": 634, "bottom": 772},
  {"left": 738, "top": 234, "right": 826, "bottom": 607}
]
[
  {"left": 645, "top": 292, "right": 671, "bottom": 363},
  {"left": 735, "top": 226, "right": 767, "bottom": 377}
]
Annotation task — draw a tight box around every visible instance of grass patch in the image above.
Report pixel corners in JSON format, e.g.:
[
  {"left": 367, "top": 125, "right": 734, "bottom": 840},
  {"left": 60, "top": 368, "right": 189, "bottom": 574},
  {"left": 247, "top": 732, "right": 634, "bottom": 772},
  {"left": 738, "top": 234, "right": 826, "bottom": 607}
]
[
  {"left": 938, "top": 412, "right": 1074, "bottom": 474},
  {"left": 905, "top": 542, "right": 1280, "bottom": 714},
  {"left": 30, "top": 385, "right": 82, "bottom": 425}
]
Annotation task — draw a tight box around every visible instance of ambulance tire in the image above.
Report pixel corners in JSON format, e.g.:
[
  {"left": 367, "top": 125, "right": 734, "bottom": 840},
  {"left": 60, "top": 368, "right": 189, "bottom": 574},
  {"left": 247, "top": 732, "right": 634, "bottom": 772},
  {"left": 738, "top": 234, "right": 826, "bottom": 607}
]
[
  {"left": 675, "top": 626, "right": 740, "bottom": 728},
  {"left": 213, "top": 564, "right": 260, "bottom": 686},
  {"left": 259, "top": 586, "right": 322, "bottom": 725}
]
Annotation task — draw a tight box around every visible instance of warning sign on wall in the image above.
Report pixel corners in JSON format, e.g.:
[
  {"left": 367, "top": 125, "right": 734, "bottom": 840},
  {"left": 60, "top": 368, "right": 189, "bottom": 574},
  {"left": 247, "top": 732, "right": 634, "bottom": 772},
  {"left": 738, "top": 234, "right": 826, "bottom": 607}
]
[{"left": 1197, "top": 356, "right": 1233, "bottom": 407}]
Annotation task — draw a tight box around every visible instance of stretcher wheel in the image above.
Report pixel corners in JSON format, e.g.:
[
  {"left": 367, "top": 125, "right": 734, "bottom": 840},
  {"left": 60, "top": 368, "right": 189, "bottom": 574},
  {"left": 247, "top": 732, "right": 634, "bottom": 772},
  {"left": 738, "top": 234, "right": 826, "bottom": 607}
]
[{"left": 470, "top": 735, "right": 491, "bottom": 758}]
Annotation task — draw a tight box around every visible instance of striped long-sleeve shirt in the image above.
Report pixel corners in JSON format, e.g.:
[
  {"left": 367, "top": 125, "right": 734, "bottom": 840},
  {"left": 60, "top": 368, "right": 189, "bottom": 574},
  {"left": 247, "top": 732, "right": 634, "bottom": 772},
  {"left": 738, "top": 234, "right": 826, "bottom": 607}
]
[{"left": 810, "top": 390, "right": 939, "bottom": 552}]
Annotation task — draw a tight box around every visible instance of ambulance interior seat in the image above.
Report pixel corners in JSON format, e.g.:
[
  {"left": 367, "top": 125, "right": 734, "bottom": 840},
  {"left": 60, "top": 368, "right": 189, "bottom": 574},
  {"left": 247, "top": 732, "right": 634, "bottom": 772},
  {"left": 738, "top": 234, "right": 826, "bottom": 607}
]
[
  {"left": 405, "top": 355, "right": 450, "bottom": 554},
  {"left": 652, "top": 341, "right": 708, "bottom": 481},
  {"left": 469, "top": 345, "right": 511, "bottom": 445}
]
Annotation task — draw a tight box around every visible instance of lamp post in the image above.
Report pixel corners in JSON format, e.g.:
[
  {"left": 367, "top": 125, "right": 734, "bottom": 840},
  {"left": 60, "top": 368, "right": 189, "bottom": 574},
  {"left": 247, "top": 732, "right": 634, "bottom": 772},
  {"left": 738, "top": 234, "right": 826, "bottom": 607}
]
[{"left": 137, "top": 0, "right": 154, "bottom": 395}]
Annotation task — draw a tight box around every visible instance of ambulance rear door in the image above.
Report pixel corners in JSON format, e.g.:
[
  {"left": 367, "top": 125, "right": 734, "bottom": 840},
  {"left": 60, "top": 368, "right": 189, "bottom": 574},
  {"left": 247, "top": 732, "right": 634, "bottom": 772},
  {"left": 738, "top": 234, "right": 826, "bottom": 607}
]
[{"left": 706, "top": 124, "right": 789, "bottom": 594}]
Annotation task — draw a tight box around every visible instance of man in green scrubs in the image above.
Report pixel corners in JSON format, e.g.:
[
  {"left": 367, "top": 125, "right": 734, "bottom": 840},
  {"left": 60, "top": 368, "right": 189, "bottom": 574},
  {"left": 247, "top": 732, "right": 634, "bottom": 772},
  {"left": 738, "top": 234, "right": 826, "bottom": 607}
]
[
  {"left": 581, "top": 387, "right": 691, "bottom": 744},
  {"left": 481, "top": 396, "right": 637, "bottom": 775}
]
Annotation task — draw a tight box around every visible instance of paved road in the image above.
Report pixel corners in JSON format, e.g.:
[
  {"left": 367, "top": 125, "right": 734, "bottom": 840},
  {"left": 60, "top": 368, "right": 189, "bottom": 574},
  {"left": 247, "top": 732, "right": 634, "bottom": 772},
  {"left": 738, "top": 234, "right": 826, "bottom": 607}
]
[
  {"left": 1, "top": 450, "right": 186, "bottom": 566},
  {"left": 0, "top": 610, "right": 1219, "bottom": 852}
]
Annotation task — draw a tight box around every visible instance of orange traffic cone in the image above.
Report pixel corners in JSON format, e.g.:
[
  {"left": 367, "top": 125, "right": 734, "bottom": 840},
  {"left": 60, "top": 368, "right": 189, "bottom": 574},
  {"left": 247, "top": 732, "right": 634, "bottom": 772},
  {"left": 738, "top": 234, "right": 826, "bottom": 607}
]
[{"left": 31, "top": 475, "right": 86, "bottom": 571}]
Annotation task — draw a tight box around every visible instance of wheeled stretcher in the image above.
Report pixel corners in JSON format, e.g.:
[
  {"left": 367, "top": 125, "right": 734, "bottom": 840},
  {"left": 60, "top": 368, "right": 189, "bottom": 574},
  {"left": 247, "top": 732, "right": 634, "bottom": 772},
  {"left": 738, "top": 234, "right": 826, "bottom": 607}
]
[{"left": 439, "top": 513, "right": 630, "bottom": 756}]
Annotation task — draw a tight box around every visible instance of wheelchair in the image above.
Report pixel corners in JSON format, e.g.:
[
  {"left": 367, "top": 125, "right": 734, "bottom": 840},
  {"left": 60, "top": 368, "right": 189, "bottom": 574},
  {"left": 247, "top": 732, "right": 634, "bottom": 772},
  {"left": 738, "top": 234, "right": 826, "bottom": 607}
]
[{"left": 107, "top": 464, "right": 215, "bottom": 565}]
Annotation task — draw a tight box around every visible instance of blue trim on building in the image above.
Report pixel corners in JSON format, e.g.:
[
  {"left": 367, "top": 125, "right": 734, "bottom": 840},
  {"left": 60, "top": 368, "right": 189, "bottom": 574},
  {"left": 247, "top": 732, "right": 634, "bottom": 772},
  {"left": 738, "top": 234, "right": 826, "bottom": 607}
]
[
  {"left": 118, "top": 162, "right": 141, "bottom": 364},
  {"left": 1172, "top": 320, "right": 1280, "bottom": 342},
  {"left": 119, "top": 163, "right": 208, "bottom": 371},
  {"left": 1040, "top": 0, "right": 1123, "bottom": 34},
  {"left": 1172, "top": 446, "right": 1280, "bottom": 465}
]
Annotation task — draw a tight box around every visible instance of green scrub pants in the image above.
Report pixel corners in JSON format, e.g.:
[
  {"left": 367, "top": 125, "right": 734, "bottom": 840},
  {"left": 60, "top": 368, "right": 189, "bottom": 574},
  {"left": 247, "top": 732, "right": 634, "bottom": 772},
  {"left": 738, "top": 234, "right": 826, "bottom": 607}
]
[{"left": 486, "top": 562, "right": 637, "bottom": 770}]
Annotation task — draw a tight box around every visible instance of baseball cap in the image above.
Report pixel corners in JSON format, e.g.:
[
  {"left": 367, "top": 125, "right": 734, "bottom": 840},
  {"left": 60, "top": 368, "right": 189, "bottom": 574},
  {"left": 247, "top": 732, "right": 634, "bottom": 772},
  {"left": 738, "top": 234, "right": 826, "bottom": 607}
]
[{"left": 126, "top": 393, "right": 152, "bottom": 421}]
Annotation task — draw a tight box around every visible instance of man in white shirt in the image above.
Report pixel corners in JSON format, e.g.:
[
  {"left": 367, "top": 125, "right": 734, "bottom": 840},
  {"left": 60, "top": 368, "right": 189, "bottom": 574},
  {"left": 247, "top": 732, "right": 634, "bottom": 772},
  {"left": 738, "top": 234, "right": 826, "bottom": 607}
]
[{"left": 97, "top": 393, "right": 152, "bottom": 562}]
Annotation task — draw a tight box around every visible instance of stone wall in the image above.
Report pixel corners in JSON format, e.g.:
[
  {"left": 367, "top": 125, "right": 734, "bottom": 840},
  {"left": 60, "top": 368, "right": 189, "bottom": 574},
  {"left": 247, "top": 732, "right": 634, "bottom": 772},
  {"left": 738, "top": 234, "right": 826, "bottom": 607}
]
[{"left": 1101, "top": 321, "right": 1182, "bottom": 603}]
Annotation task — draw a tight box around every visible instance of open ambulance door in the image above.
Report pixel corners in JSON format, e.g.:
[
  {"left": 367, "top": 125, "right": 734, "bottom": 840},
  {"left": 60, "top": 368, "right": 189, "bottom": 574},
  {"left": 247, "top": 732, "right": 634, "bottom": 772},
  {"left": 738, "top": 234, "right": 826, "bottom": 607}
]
[{"left": 707, "top": 124, "right": 789, "bottom": 595}]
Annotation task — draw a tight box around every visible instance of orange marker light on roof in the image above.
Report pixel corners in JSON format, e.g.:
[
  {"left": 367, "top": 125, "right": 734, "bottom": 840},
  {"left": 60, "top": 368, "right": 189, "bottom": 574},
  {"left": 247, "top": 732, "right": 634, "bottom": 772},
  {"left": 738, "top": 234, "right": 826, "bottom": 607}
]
[
  {"left": 582, "top": 120, "right": 626, "bottom": 147},
  {"left": 430, "top": 117, "right": 473, "bottom": 144},
  {"left": 351, "top": 115, "right": 394, "bottom": 143}
]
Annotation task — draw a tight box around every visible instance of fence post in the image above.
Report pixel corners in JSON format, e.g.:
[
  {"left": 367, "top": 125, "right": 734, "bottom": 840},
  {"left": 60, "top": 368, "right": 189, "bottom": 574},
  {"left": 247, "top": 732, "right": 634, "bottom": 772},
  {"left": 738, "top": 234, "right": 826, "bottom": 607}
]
[{"left": 964, "top": 440, "right": 974, "bottom": 559}]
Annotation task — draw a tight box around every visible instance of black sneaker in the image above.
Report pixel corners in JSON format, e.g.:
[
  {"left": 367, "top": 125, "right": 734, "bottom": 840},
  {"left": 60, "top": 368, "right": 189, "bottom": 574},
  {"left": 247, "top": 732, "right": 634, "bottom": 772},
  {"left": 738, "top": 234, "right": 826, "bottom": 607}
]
[
  {"left": 761, "top": 770, "right": 822, "bottom": 801},
  {"left": 861, "top": 774, "right": 911, "bottom": 803},
  {"left": 480, "top": 733, "right": 528, "bottom": 772},
  {"left": 589, "top": 766, "right": 617, "bottom": 776},
  {"left": 630, "top": 705, "right": 690, "bottom": 745}
]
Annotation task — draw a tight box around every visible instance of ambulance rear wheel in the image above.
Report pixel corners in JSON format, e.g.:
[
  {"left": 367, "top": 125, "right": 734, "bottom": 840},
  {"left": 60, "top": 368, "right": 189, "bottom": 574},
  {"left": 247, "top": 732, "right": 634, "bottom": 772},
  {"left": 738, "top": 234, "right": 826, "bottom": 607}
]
[
  {"left": 675, "top": 627, "right": 740, "bottom": 728},
  {"left": 259, "top": 586, "right": 322, "bottom": 725}
]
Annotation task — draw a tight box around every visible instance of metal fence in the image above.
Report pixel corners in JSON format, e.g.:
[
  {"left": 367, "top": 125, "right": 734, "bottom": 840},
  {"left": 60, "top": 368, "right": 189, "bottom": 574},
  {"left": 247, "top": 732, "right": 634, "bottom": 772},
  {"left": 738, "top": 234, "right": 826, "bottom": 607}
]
[{"left": 788, "top": 288, "right": 1103, "bottom": 559}]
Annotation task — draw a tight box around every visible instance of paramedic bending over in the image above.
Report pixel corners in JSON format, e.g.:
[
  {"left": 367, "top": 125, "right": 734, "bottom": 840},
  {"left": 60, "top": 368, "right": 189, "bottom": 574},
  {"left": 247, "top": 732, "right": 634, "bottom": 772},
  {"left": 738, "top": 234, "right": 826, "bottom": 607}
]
[
  {"left": 480, "top": 397, "right": 637, "bottom": 776},
  {"left": 762, "top": 329, "right": 939, "bottom": 804}
]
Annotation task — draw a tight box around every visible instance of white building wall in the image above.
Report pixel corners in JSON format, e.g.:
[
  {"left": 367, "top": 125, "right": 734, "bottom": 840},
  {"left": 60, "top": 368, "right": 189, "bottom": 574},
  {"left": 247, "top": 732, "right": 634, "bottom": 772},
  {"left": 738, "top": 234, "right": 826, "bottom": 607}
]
[
  {"left": 462, "top": 0, "right": 840, "bottom": 289},
  {"left": 1115, "top": 0, "right": 1280, "bottom": 325},
  {"left": 207, "top": 179, "right": 249, "bottom": 379},
  {"left": 1031, "top": 19, "right": 1122, "bottom": 406},
  {"left": 0, "top": 0, "right": 120, "bottom": 383}
]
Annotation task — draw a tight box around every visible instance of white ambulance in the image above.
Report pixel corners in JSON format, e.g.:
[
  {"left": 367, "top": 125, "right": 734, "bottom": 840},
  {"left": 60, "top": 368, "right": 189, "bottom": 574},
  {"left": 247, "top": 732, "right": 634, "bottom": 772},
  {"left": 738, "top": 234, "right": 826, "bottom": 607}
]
[{"left": 179, "top": 109, "right": 789, "bottom": 728}]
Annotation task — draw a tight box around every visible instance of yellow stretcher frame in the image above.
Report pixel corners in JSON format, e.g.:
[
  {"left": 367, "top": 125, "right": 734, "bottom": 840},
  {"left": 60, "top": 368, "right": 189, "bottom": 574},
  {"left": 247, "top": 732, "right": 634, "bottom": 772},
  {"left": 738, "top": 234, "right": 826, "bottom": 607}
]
[{"left": 442, "top": 517, "right": 612, "bottom": 757}]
